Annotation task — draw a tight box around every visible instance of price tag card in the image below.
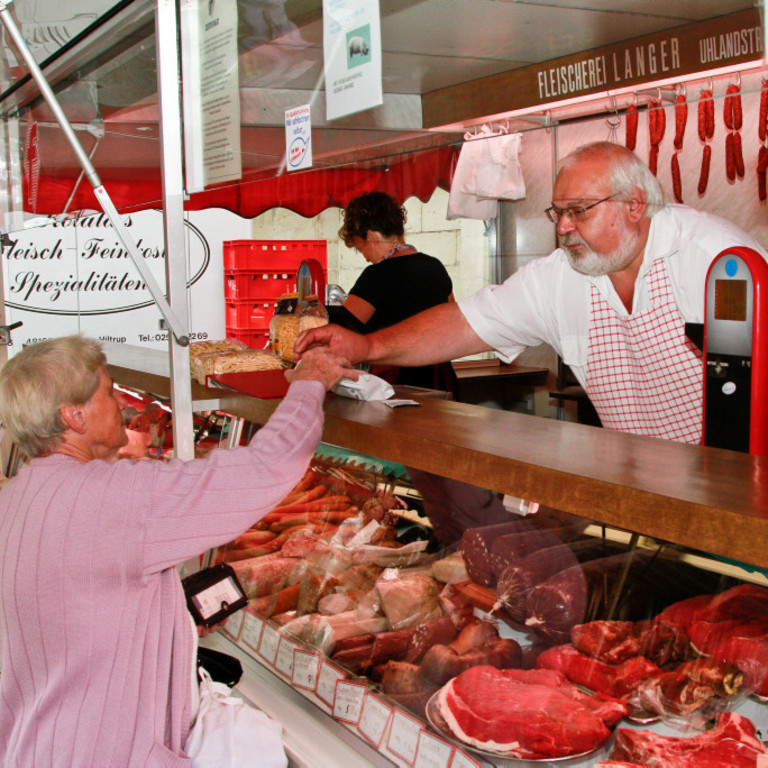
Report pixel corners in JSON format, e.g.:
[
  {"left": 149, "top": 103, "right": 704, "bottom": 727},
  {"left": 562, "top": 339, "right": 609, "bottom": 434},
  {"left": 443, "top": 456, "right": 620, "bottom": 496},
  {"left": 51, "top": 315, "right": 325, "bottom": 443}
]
[
  {"left": 258, "top": 622, "right": 280, "bottom": 666},
  {"left": 357, "top": 692, "right": 392, "bottom": 747},
  {"left": 332, "top": 680, "right": 367, "bottom": 724},
  {"left": 292, "top": 649, "right": 320, "bottom": 691},
  {"left": 386, "top": 709, "right": 422, "bottom": 766},
  {"left": 240, "top": 611, "right": 263, "bottom": 653},
  {"left": 275, "top": 636, "right": 298, "bottom": 678},
  {"left": 316, "top": 660, "right": 345, "bottom": 706},
  {"left": 221, "top": 609, "right": 244, "bottom": 641},
  {"left": 415, "top": 731, "right": 454, "bottom": 768},
  {"left": 449, "top": 750, "right": 482, "bottom": 768}
]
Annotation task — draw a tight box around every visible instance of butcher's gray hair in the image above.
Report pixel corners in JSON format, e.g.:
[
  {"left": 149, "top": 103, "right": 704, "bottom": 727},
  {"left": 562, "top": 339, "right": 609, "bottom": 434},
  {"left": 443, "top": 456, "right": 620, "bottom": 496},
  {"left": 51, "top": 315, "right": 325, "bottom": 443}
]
[
  {"left": 559, "top": 141, "right": 664, "bottom": 218},
  {"left": 0, "top": 335, "right": 105, "bottom": 457}
]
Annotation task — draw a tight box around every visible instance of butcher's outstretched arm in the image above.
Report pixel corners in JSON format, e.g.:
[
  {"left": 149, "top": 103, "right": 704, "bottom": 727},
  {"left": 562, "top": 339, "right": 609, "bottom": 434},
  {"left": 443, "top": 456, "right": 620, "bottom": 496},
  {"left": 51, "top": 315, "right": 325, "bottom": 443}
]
[{"left": 295, "top": 302, "right": 491, "bottom": 367}]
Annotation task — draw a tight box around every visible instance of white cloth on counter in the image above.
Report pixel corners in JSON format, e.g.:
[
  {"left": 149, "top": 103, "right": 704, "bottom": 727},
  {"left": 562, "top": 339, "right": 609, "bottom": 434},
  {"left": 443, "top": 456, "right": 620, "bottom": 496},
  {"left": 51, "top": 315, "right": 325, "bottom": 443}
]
[
  {"left": 447, "top": 128, "right": 526, "bottom": 220},
  {"left": 332, "top": 372, "right": 395, "bottom": 400}
]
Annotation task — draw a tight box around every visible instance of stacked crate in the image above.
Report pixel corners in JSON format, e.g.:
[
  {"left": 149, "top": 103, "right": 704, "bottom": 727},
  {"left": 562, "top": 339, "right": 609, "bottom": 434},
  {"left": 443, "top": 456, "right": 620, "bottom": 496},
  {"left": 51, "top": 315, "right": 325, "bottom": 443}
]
[{"left": 223, "top": 239, "right": 327, "bottom": 348}]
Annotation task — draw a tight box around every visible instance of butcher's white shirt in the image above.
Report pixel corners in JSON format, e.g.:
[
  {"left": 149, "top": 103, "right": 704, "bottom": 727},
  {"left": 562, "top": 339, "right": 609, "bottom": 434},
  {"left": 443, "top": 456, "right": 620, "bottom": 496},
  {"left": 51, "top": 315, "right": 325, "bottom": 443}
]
[{"left": 458, "top": 204, "right": 768, "bottom": 389}]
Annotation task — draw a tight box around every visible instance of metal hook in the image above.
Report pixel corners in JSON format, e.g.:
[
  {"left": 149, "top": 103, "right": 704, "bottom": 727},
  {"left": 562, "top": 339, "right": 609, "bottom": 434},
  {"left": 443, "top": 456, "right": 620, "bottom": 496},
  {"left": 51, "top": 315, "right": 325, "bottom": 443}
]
[
  {"left": 734, "top": 70, "right": 741, "bottom": 89},
  {"left": 676, "top": 82, "right": 687, "bottom": 99}
]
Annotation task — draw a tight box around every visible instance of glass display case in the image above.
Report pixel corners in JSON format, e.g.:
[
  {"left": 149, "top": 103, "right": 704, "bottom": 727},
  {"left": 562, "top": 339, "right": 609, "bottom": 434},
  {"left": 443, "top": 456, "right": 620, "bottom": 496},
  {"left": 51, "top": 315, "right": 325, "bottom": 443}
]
[{"left": 106, "top": 350, "right": 768, "bottom": 767}]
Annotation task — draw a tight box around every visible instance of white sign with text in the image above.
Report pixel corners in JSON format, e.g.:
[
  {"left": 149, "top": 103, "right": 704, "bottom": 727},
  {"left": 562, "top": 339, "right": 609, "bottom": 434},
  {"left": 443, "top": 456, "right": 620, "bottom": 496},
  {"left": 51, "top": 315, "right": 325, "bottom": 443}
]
[{"left": 1, "top": 208, "right": 252, "bottom": 353}]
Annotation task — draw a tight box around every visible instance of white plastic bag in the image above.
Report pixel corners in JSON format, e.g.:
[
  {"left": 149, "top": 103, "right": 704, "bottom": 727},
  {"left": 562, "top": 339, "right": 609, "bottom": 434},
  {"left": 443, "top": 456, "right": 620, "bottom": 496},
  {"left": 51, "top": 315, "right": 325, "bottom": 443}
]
[{"left": 185, "top": 668, "right": 288, "bottom": 768}]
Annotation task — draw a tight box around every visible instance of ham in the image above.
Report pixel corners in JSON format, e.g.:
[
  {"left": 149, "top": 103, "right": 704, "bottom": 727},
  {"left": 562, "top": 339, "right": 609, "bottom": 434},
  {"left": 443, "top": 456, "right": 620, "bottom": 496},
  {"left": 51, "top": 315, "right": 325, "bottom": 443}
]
[
  {"left": 435, "top": 665, "right": 616, "bottom": 759},
  {"left": 610, "top": 711, "right": 768, "bottom": 766}
]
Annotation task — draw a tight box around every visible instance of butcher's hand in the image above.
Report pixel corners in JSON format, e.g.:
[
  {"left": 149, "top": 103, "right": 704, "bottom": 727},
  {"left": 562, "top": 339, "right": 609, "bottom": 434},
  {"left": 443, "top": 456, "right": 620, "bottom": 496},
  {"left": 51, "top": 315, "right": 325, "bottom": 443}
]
[
  {"left": 285, "top": 346, "right": 359, "bottom": 391},
  {"left": 294, "top": 323, "right": 370, "bottom": 366}
]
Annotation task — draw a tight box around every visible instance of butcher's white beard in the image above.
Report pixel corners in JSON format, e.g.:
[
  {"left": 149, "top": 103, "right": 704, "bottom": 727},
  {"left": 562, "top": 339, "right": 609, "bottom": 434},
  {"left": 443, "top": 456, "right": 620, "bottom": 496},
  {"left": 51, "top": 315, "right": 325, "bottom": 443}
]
[{"left": 561, "top": 229, "right": 642, "bottom": 276}]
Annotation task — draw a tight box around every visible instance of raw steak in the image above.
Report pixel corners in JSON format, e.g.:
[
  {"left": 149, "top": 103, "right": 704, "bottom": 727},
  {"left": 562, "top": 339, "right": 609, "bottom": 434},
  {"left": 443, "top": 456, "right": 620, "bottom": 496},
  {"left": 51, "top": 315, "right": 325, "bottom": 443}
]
[
  {"left": 536, "top": 643, "right": 662, "bottom": 699},
  {"left": 610, "top": 711, "right": 768, "bottom": 766},
  {"left": 689, "top": 617, "right": 768, "bottom": 656},
  {"left": 571, "top": 619, "right": 689, "bottom": 666},
  {"left": 711, "top": 635, "right": 768, "bottom": 696},
  {"left": 436, "top": 665, "right": 614, "bottom": 759}
]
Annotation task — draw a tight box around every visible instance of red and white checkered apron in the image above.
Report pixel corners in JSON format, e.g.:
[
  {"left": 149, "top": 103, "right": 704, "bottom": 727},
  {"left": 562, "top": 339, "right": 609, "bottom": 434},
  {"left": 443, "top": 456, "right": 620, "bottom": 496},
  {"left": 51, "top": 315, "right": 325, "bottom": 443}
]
[{"left": 585, "top": 259, "right": 704, "bottom": 443}]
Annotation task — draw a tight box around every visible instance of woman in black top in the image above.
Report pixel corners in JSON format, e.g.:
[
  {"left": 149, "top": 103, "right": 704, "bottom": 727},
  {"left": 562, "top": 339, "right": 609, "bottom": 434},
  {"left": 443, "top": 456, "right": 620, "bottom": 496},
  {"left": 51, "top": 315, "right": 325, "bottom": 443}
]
[{"left": 334, "top": 191, "right": 457, "bottom": 392}]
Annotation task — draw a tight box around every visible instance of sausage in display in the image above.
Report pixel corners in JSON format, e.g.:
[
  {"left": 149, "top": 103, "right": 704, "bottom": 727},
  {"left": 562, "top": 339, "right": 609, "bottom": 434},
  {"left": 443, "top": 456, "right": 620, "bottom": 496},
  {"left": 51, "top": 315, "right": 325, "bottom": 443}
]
[
  {"left": 673, "top": 94, "right": 687, "bottom": 150},
  {"left": 698, "top": 144, "right": 711, "bottom": 195},
  {"left": 671, "top": 153, "right": 683, "bottom": 203},
  {"left": 625, "top": 103, "right": 638, "bottom": 150}
]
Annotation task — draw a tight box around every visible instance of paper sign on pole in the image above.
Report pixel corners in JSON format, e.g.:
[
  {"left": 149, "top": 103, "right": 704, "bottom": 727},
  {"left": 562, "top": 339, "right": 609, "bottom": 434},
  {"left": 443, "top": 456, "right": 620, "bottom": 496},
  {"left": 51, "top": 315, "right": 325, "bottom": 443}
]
[
  {"left": 180, "top": 0, "right": 242, "bottom": 192},
  {"left": 323, "top": 0, "right": 383, "bottom": 121},
  {"left": 285, "top": 105, "right": 313, "bottom": 171}
]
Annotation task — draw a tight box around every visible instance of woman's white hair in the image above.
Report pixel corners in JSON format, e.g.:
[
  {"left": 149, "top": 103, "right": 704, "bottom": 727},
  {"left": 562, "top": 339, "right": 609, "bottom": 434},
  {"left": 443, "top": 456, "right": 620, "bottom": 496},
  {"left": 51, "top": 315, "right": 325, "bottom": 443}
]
[
  {"left": 559, "top": 141, "right": 664, "bottom": 216},
  {"left": 0, "top": 336, "right": 105, "bottom": 457}
]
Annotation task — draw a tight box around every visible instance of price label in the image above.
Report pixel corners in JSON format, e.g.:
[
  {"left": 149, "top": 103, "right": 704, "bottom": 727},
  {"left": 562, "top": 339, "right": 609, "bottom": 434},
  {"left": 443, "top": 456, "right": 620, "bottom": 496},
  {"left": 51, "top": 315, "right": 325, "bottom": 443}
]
[
  {"left": 275, "top": 636, "right": 298, "bottom": 678},
  {"left": 316, "top": 660, "right": 344, "bottom": 706},
  {"left": 449, "top": 750, "right": 482, "bottom": 768},
  {"left": 258, "top": 622, "right": 280, "bottom": 666},
  {"left": 221, "top": 610, "right": 244, "bottom": 641},
  {"left": 415, "top": 731, "right": 454, "bottom": 768},
  {"left": 387, "top": 709, "right": 422, "bottom": 765},
  {"left": 332, "top": 680, "right": 366, "bottom": 724},
  {"left": 292, "top": 650, "right": 319, "bottom": 691},
  {"left": 240, "top": 612, "right": 263, "bottom": 652},
  {"left": 357, "top": 692, "right": 392, "bottom": 747}
]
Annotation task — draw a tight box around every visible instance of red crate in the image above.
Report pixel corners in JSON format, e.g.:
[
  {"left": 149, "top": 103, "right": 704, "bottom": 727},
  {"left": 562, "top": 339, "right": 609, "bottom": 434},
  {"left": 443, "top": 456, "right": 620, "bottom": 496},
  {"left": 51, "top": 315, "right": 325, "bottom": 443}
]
[
  {"left": 224, "top": 270, "right": 297, "bottom": 301},
  {"left": 223, "top": 239, "right": 327, "bottom": 272},
  {"left": 225, "top": 299, "right": 275, "bottom": 328},
  {"left": 226, "top": 325, "right": 270, "bottom": 349}
]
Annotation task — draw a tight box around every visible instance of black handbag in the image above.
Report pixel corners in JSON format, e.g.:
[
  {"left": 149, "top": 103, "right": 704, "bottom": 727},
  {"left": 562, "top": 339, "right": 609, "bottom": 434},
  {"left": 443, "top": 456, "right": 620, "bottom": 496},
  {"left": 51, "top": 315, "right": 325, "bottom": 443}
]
[{"left": 197, "top": 646, "right": 243, "bottom": 688}]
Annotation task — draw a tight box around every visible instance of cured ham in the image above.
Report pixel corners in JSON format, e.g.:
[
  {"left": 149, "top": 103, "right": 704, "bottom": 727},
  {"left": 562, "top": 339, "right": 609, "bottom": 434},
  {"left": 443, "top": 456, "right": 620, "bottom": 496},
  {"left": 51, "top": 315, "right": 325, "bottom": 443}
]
[{"left": 436, "top": 665, "right": 623, "bottom": 759}]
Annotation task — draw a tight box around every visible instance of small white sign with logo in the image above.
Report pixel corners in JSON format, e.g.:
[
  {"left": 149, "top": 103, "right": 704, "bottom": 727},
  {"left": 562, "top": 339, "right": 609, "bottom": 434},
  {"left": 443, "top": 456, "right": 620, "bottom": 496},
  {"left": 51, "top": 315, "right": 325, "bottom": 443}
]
[{"left": 285, "top": 104, "right": 313, "bottom": 172}]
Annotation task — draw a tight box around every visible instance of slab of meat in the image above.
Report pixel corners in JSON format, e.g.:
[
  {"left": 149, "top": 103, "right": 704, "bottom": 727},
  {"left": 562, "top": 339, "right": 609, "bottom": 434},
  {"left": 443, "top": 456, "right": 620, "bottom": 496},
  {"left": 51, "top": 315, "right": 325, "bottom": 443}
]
[
  {"left": 536, "top": 643, "right": 662, "bottom": 700},
  {"left": 689, "top": 617, "right": 768, "bottom": 656},
  {"left": 658, "top": 584, "right": 768, "bottom": 633},
  {"left": 610, "top": 711, "right": 768, "bottom": 766},
  {"left": 571, "top": 619, "right": 690, "bottom": 666},
  {"left": 435, "top": 665, "right": 615, "bottom": 759}
]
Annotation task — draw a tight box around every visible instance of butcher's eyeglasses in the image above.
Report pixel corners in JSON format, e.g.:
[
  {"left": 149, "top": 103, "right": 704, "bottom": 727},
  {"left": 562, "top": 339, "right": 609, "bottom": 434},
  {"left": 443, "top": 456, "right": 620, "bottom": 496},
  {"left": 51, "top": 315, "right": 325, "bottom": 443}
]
[{"left": 545, "top": 192, "right": 622, "bottom": 224}]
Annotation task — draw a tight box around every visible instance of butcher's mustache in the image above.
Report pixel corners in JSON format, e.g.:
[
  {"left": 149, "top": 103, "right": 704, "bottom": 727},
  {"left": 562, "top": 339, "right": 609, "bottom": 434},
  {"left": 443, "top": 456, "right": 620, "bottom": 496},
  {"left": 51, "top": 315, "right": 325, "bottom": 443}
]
[{"left": 560, "top": 234, "right": 585, "bottom": 249}]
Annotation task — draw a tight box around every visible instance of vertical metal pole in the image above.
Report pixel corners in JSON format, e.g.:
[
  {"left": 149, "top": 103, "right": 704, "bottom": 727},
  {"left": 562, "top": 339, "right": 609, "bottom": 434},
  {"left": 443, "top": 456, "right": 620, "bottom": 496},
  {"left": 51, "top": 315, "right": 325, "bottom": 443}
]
[{"left": 156, "top": 0, "right": 194, "bottom": 461}]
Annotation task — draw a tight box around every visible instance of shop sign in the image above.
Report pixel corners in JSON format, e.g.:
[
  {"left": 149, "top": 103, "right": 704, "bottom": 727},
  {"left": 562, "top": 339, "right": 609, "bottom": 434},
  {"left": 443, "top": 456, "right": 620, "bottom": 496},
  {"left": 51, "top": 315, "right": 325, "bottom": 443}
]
[
  {"left": 1, "top": 208, "right": 251, "bottom": 352},
  {"left": 423, "top": 8, "right": 764, "bottom": 128}
]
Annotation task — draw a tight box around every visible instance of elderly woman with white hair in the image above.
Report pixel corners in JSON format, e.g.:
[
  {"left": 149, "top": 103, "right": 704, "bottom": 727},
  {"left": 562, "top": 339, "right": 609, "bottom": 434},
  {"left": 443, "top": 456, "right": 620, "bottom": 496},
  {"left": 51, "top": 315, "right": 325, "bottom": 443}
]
[{"left": 0, "top": 335, "right": 355, "bottom": 767}]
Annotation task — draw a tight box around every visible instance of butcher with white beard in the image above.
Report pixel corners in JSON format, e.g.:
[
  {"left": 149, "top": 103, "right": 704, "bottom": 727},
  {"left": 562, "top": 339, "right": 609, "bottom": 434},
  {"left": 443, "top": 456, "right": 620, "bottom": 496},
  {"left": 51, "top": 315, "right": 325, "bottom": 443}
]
[{"left": 296, "top": 140, "right": 768, "bottom": 445}]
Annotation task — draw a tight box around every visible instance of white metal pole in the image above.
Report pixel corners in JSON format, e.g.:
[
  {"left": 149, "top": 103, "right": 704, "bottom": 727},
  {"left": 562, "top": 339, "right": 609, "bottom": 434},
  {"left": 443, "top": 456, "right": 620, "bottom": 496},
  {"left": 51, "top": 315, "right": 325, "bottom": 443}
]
[{"left": 155, "top": 0, "right": 194, "bottom": 460}]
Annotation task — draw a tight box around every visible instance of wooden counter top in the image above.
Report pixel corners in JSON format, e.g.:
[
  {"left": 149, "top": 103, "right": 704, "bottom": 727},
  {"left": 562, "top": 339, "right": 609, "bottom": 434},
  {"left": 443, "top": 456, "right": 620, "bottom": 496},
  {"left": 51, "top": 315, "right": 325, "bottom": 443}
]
[{"left": 108, "top": 360, "right": 768, "bottom": 571}]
